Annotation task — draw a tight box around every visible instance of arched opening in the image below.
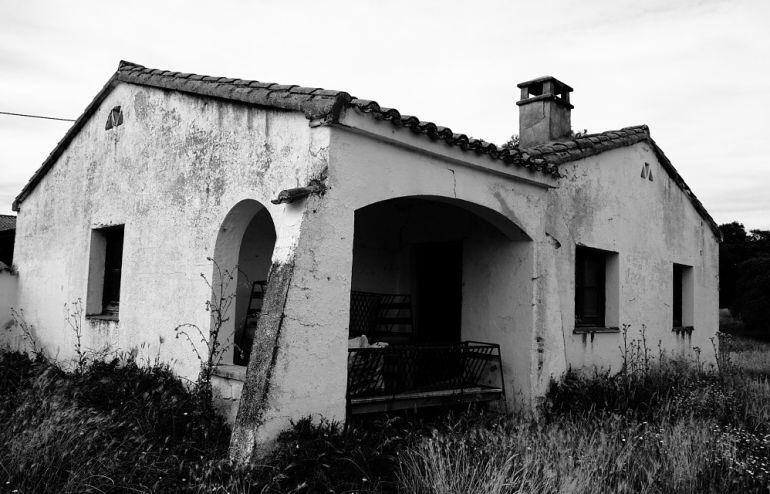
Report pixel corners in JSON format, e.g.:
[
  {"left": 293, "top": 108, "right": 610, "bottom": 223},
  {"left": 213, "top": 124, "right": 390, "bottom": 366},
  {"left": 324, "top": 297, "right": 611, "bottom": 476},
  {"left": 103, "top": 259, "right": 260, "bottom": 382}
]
[
  {"left": 211, "top": 199, "right": 276, "bottom": 366},
  {"left": 347, "top": 196, "right": 532, "bottom": 414}
]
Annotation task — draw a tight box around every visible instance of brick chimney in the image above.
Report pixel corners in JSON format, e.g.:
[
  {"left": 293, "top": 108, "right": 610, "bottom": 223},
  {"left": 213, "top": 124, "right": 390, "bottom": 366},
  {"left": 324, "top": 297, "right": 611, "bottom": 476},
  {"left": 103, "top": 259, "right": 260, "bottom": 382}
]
[{"left": 516, "top": 76, "right": 573, "bottom": 148}]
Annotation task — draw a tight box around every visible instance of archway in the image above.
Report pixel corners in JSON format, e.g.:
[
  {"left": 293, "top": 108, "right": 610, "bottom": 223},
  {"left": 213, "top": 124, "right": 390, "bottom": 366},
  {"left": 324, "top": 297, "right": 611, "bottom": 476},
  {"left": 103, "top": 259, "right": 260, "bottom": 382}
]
[
  {"left": 211, "top": 199, "right": 276, "bottom": 365},
  {"left": 347, "top": 196, "right": 533, "bottom": 413}
]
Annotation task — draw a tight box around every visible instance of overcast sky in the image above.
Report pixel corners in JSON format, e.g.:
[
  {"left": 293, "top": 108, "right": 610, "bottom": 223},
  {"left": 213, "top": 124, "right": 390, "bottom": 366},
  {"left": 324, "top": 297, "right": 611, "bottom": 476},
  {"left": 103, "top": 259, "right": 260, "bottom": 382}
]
[{"left": 1, "top": 0, "right": 768, "bottom": 229}]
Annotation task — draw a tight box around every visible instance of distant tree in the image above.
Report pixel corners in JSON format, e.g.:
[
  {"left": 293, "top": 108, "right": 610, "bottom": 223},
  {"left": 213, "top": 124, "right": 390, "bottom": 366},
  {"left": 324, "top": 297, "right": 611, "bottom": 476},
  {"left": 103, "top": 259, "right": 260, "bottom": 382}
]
[
  {"left": 748, "top": 229, "right": 770, "bottom": 250},
  {"left": 720, "top": 221, "right": 748, "bottom": 244},
  {"left": 732, "top": 257, "right": 770, "bottom": 334},
  {"left": 719, "top": 221, "right": 770, "bottom": 311},
  {"left": 720, "top": 222, "right": 749, "bottom": 308}
]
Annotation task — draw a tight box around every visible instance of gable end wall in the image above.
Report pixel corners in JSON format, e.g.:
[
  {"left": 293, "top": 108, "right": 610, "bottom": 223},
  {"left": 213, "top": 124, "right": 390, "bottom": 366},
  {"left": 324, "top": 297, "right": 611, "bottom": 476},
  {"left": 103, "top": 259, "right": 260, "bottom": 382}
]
[
  {"left": 545, "top": 142, "right": 719, "bottom": 372},
  {"left": 10, "top": 82, "right": 330, "bottom": 378}
]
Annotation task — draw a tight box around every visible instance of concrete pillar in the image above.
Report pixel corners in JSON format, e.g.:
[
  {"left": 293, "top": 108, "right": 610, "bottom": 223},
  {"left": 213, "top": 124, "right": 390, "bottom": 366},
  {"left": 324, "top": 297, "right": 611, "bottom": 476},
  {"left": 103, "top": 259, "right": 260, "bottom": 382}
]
[
  {"left": 531, "top": 238, "right": 568, "bottom": 401},
  {"left": 229, "top": 193, "right": 355, "bottom": 463}
]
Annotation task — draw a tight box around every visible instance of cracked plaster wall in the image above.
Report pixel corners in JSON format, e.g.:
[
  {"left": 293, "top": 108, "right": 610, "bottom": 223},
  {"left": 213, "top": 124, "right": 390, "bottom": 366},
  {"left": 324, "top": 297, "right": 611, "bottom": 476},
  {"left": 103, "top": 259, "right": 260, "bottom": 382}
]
[
  {"left": 12, "top": 83, "right": 330, "bottom": 381},
  {"left": 545, "top": 143, "right": 719, "bottom": 372}
]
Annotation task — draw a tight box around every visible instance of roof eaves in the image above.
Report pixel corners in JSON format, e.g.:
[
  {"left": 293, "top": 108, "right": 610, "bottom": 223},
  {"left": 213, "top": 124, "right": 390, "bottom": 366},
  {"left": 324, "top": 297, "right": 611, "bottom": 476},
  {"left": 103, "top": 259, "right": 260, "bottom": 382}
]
[
  {"left": 646, "top": 137, "right": 721, "bottom": 240},
  {"left": 347, "top": 100, "right": 562, "bottom": 178},
  {"left": 115, "top": 61, "right": 352, "bottom": 120}
]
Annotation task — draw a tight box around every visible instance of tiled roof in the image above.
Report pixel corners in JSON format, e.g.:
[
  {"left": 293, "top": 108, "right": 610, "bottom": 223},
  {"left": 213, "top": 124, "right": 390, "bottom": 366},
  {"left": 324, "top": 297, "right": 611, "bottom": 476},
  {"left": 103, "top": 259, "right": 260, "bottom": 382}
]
[
  {"left": 522, "top": 126, "right": 650, "bottom": 165},
  {"left": 0, "top": 215, "right": 16, "bottom": 232},
  {"left": 522, "top": 126, "right": 720, "bottom": 237},
  {"left": 13, "top": 61, "right": 566, "bottom": 211},
  {"left": 117, "top": 61, "right": 351, "bottom": 120},
  {"left": 115, "top": 62, "right": 561, "bottom": 176},
  {"left": 12, "top": 62, "right": 719, "bottom": 238}
]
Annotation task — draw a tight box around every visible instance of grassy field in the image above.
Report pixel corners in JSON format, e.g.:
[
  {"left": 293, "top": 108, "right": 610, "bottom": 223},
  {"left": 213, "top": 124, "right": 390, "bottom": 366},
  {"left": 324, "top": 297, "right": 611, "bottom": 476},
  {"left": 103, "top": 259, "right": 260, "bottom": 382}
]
[{"left": 1, "top": 333, "right": 769, "bottom": 493}]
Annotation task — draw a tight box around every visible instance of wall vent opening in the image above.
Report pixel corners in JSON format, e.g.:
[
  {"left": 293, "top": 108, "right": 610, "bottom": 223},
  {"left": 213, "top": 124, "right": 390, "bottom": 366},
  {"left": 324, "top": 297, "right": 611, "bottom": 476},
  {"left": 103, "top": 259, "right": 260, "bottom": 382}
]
[
  {"left": 105, "top": 106, "right": 123, "bottom": 130},
  {"left": 640, "top": 162, "right": 653, "bottom": 181}
]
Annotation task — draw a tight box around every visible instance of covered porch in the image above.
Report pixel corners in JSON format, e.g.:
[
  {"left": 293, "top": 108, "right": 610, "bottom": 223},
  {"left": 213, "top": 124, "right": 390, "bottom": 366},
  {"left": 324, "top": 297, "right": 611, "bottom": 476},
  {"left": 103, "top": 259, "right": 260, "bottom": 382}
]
[{"left": 345, "top": 196, "right": 533, "bottom": 414}]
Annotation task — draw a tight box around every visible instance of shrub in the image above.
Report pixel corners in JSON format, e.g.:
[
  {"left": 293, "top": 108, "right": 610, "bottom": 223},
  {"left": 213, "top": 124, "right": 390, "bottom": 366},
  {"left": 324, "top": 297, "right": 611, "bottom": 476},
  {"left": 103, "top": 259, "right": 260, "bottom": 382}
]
[
  {"left": 0, "top": 351, "right": 231, "bottom": 493},
  {"left": 733, "top": 257, "right": 770, "bottom": 334}
]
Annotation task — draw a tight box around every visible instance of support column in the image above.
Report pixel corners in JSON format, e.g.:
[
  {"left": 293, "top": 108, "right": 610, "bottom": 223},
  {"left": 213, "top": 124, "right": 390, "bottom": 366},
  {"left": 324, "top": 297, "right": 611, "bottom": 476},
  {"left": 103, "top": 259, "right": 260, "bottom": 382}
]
[
  {"left": 229, "top": 194, "right": 354, "bottom": 464},
  {"left": 531, "top": 237, "right": 568, "bottom": 401}
]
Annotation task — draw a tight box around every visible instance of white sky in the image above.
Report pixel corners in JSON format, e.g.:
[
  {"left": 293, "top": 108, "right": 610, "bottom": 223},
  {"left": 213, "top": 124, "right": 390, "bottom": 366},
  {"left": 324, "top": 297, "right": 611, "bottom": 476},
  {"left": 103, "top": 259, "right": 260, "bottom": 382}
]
[{"left": 1, "top": 0, "right": 768, "bottom": 229}]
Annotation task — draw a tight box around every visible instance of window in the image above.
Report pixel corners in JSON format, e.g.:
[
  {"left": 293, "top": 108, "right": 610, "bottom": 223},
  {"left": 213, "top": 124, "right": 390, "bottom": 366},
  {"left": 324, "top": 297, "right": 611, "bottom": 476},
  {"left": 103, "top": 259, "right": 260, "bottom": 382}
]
[
  {"left": 673, "top": 264, "right": 684, "bottom": 328},
  {"left": 575, "top": 246, "right": 606, "bottom": 327},
  {"left": 673, "top": 263, "right": 694, "bottom": 330},
  {"left": 86, "top": 225, "right": 124, "bottom": 319},
  {"left": 574, "top": 246, "right": 619, "bottom": 330}
]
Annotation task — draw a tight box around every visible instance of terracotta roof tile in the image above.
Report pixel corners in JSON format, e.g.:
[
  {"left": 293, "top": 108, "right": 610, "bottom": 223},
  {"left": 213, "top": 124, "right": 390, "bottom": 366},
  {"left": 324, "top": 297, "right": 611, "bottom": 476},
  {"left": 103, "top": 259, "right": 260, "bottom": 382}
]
[
  {"left": 11, "top": 61, "right": 718, "bottom": 236},
  {"left": 0, "top": 215, "right": 16, "bottom": 232},
  {"left": 110, "top": 61, "right": 563, "bottom": 178}
]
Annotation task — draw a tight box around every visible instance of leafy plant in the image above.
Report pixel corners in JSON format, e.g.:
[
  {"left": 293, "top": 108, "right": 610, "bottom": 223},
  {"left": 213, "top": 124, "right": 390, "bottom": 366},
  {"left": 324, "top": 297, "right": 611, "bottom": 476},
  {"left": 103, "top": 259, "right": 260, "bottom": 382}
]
[
  {"left": 174, "top": 257, "right": 250, "bottom": 412},
  {"left": 7, "top": 307, "right": 42, "bottom": 358}
]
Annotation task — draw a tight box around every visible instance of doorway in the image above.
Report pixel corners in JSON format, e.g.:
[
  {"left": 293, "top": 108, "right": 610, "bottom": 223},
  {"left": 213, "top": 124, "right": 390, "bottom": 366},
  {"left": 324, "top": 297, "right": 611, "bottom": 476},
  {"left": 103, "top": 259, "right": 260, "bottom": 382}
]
[{"left": 413, "top": 241, "right": 462, "bottom": 344}]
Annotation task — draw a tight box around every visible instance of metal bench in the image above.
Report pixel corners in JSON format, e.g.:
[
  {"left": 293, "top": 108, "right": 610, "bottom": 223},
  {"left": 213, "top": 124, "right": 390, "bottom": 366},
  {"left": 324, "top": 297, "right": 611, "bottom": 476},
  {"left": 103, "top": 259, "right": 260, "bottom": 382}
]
[{"left": 346, "top": 341, "right": 505, "bottom": 415}]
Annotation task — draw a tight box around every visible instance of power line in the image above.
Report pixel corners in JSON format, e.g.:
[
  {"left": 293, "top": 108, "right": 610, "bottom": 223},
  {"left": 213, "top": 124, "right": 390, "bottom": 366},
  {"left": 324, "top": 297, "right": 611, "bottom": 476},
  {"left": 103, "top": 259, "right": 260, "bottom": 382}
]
[{"left": 0, "top": 111, "right": 75, "bottom": 122}]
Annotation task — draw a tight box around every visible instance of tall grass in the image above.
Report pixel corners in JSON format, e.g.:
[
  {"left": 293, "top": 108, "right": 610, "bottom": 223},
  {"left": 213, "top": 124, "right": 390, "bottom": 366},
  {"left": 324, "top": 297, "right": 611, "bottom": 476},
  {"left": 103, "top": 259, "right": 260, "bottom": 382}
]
[
  {"left": 0, "top": 352, "right": 231, "bottom": 493},
  {"left": 398, "top": 409, "right": 769, "bottom": 493},
  {"left": 397, "top": 339, "right": 770, "bottom": 494},
  {"left": 2, "top": 333, "right": 769, "bottom": 493}
]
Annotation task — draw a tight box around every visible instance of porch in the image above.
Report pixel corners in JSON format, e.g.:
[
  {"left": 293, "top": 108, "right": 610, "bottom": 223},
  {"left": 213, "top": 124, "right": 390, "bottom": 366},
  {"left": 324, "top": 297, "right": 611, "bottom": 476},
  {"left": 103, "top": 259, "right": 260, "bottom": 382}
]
[
  {"left": 342, "top": 197, "right": 529, "bottom": 414},
  {"left": 212, "top": 195, "right": 532, "bottom": 422}
]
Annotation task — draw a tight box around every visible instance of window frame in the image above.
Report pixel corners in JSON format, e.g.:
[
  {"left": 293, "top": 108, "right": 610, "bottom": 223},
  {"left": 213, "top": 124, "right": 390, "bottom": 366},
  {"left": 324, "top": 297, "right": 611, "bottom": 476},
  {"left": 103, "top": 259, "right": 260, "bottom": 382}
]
[
  {"left": 574, "top": 246, "right": 607, "bottom": 328},
  {"left": 672, "top": 263, "right": 694, "bottom": 332},
  {"left": 673, "top": 264, "right": 684, "bottom": 328},
  {"left": 86, "top": 224, "right": 125, "bottom": 320}
]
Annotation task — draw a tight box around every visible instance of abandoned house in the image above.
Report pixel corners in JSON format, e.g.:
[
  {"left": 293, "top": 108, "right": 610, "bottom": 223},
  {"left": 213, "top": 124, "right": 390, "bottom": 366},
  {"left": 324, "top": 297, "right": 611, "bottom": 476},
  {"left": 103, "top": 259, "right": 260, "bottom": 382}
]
[{"left": 5, "top": 61, "right": 719, "bottom": 458}]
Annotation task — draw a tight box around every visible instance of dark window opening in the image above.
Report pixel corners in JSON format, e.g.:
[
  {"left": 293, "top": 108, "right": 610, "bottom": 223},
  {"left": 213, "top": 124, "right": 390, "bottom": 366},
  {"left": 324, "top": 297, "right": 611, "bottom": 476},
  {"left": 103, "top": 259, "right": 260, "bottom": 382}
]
[
  {"left": 575, "top": 246, "right": 606, "bottom": 327},
  {"left": 673, "top": 264, "right": 684, "bottom": 328},
  {"left": 101, "top": 226, "right": 124, "bottom": 316}
]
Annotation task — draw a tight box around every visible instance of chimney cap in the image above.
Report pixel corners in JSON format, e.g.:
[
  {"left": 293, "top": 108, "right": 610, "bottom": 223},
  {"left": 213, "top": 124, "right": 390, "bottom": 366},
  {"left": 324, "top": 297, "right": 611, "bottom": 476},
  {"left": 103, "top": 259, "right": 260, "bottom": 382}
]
[
  {"left": 516, "top": 76, "right": 574, "bottom": 146},
  {"left": 516, "top": 75, "right": 573, "bottom": 92},
  {"left": 517, "top": 75, "right": 573, "bottom": 109}
]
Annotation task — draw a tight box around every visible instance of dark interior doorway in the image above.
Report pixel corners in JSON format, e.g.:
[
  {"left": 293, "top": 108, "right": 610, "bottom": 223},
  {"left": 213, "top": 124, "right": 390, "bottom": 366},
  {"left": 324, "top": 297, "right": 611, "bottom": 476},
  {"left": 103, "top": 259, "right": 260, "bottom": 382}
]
[{"left": 413, "top": 241, "right": 462, "bottom": 343}]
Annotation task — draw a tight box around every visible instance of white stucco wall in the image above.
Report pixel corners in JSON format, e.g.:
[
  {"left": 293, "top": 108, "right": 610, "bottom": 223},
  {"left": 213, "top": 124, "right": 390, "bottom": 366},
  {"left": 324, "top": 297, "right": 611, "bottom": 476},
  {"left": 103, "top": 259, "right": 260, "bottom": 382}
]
[
  {"left": 545, "top": 142, "right": 720, "bottom": 372},
  {"left": 13, "top": 82, "right": 331, "bottom": 380}
]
